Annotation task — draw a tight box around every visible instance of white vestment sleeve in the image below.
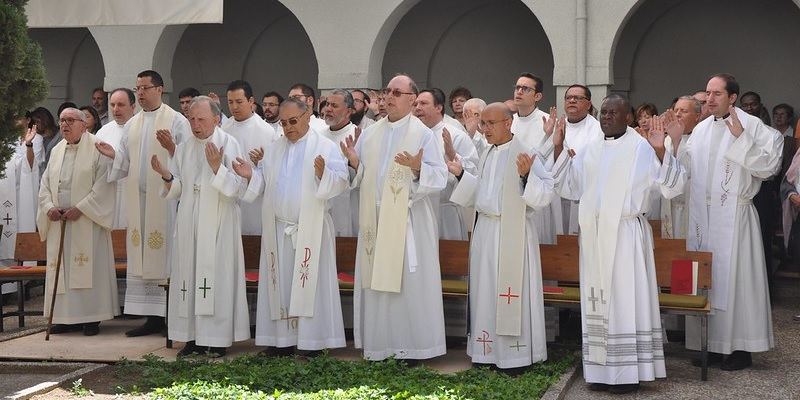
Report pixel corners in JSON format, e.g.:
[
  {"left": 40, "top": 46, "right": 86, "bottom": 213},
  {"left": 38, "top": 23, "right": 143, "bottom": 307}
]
[
  {"left": 240, "top": 167, "right": 266, "bottom": 203},
  {"left": 410, "top": 130, "right": 447, "bottom": 197},
  {"left": 521, "top": 155, "right": 555, "bottom": 210},
  {"left": 449, "top": 171, "right": 478, "bottom": 208},
  {"left": 653, "top": 149, "right": 686, "bottom": 200},
  {"left": 108, "top": 126, "right": 131, "bottom": 182},
  {"left": 725, "top": 125, "right": 783, "bottom": 180},
  {"left": 551, "top": 150, "right": 582, "bottom": 201},
  {"left": 315, "top": 145, "right": 348, "bottom": 200}
]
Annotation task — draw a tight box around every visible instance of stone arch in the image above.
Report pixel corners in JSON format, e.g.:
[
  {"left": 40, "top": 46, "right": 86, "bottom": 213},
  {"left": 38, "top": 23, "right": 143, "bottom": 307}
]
[
  {"left": 29, "top": 28, "right": 104, "bottom": 112},
  {"left": 612, "top": 0, "right": 800, "bottom": 110},
  {"left": 382, "top": 0, "right": 555, "bottom": 107},
  {"left": 169, "top": 0, "right": 317, "bottom": 110}
]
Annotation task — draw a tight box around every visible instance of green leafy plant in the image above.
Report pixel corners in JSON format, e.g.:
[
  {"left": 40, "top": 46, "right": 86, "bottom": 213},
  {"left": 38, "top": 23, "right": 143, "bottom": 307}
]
[{"left": 69, "top": 378, "right": 94, "bottom": 397}]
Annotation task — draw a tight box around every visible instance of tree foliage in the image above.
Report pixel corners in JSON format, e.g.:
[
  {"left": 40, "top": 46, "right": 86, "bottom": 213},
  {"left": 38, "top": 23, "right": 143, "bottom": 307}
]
[{"left": 0, "top": 0, "right": 49, "bottom": 178}]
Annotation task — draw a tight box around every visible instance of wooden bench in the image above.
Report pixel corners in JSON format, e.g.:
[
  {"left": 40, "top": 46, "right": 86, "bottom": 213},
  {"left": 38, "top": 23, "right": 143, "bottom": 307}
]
[{"left": 0, "top": 229, "right": 128, "bottom": 332}]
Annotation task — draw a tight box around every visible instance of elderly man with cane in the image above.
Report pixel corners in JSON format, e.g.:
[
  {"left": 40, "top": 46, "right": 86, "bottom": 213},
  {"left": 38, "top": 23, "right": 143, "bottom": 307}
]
[{"left": 38, "top": 107, "right": 118, "bottom": 337}]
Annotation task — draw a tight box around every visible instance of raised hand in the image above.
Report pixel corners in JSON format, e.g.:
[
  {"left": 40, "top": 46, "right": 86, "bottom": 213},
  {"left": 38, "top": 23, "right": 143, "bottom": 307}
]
[
  {"left": 662, "top": 109, "right": 685, "bottom": 149},
  {"left": 353, "top": 126, "right": 362, "bottom": 144},
  {"left": 551, "top": 115, "right": 566, "bottom": 147},
  {"left": 395, "top": 148, "right": 424, "bottom": 173},
  {"left": 205, "top": 142, "right": 223, "bottom": 174},
  {"left": 446, "top": 155, "right": 463, "bottom": 177},
  {"left": 232, "top": 156, "right": 253, "bottom": 180},
  {"left": 151, "top": 154, "right": 169, "bottom": 178},
  {"left": 463, "top": 110, "right": 480, "bottom": 136},
  {"left": 314, "top": 155, "right": 326, "bottom": 179},
  {"left": 517, "top": 152, "right": 537, "bottom": 177},
  {"left": 635, "top": 126, "right": 647, "bottom": 138},
  {"left": 156, "top": 129, "right": 176, "bottom": 156},
  {"left": 249, "top": 147, "right": 264, "bottom": 166},
  {"left": 95, "top": 141, "right": 116, "bottom": 159},
  {"left": 647, "top": 114, "right": 666, "bottom": 150},
  {"left": 442, "top": 127, "right": 456, "bottom": 162},
  {"left": 340, "top": 135, "right": 360, "bottom": 170},
  {"left": 208, "top": 92, "right": 221, "bottom": 106},
  {"left": 24, "top": 125, "right": 37, "bottom": 144},
  {"left": 543, "top": 106, "right": 557, "bottom": 136},
  {"left": 724, "top": 106, "right": 744, "bottom": 137},
  {"left": 367, "top": 90, "right": 379, "bottom": 115}
]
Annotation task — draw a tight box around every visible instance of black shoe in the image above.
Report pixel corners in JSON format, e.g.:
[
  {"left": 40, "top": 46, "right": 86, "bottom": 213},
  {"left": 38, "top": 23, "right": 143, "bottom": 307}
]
[
  {"left": 177, "top": 341, "right": 204, "bottom": 358},
  {"left": 589, "top": 383, "right": 611, "bottom": 391},
  {"left": 259, "top": 347, "right": 295, "bottom": 357},
  {"left": 692, "top": 351, "right": 723, "bottom": 367},
  {"left": 721, "top": 351, "right": 752, "bottom": 371},
  {"left": 125, "top": 316, "right": 166, "bottom": 337},
  {"left": 296, "top": 349, "right": 324, "bottom": 358},
  {"left": 207, "top": 347, "right": 227, "bottom": 358},
  {"left": 49, "top": 324, "right": 72, "bottom": 334},
  {"left": 83, "top": 322, "right": 100, "bottom": 336},
  {"left": 401, "top": 359, "right": 421, "bottom": 368},
  {"left": 609, "top": 383, "right": 640, "bottom": 394},
  {"left": 496, "top": 366, "right": 528, "bottom": 376}
]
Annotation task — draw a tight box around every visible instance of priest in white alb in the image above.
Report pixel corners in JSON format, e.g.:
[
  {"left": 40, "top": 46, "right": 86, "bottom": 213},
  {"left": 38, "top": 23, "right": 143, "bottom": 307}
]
[
  {"left": 221, "top": 80, "right": 278, "bottom": 235},
  {"left": 449, "top": 102, "right": 553, "bottom": 371},
  {"left": 38, "top": 108, "right": 118, "bottom": 336},
  {"left": 319, "top": 89, "right": 360, "bottom": 237},
  {"left": 414, "top": 88, "right": 478, "bottom": 240},
  {"left": 340, "top": 74, "right": 448, "bottom": 362},
  {"left": 235, "top": 98, "right": 348, "bottom": 354},
  {"left": 152, "top": 96, "right": 249, "bottom": 357},
  {"left": 95, "top": 88, "right": 137, "bottom": 229},
  {"left": 0, "top": 120, "right": 42, "bottom": 267},
  {"left": 96, "top": 70, "right": 191, "bottom": 338},
  {"left": 684, "top": 74, "right": 778, "bottom": 371},
  {"left": 510, "top": 73, "right": 561, "bottom": 243},
  {"left": 552, "top": 95, "right": 685, "bottom": 394}
]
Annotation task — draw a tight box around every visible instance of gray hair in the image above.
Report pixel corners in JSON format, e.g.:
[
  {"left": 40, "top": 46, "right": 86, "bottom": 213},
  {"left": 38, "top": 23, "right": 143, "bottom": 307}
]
[
  {"left": 189, "top": 95, "right": 221, "bottom": 117},
  {"left": 61, "top": 107, "right": 86, "bottom": 122},
  {"left": 330, "top": 89, "right": 354, "bottom": 109},
  {"left": 463, "top": 98, "right": 487, "bottom": 112},
  {"left": 676, "top": 95, "right": 702, "bottom": 114},
  {"left": 280, "top": 98, "right": 309, "bottom": 114}
]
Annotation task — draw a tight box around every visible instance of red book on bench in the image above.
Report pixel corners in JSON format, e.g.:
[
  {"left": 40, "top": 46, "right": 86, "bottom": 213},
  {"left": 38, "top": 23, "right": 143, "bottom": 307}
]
[
  {"left": 671, "top": 260, "right": 698, "bottom": 295},
  {"left": 245, "top": 272, "right": 259, "bottom": 282},
  {"left": 543, "top": 286, "right": 564, "bottom": 294}
]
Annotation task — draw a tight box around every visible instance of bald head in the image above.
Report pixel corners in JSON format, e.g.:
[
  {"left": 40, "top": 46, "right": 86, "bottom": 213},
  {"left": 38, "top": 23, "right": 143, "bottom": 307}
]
[{"left": 481, "top": 102, "right": 513, "bottom": 145}]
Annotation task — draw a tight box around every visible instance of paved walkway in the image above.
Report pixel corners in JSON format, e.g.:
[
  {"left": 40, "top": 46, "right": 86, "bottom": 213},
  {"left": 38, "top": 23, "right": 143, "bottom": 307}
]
[{"left": 1, "top": 275, "right": 798, "bottom": 399}]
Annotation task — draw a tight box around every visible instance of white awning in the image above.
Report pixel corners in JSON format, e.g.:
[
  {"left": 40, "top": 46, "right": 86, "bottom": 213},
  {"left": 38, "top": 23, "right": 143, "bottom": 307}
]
[{"left": 26, "top": 0, "right": 223, "bottom": 28}]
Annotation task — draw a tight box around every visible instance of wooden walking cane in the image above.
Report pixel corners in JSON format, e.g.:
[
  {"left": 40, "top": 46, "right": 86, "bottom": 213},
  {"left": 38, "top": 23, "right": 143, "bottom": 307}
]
[{"left": 45, "top": 220, "right": 67, "bottom": 341}]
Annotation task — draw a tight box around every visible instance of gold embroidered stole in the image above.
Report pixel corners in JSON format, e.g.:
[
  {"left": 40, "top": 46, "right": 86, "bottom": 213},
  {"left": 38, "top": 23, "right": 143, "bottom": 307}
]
[{"left": 124, "top": 105, "right": 177, "bottom": 280}]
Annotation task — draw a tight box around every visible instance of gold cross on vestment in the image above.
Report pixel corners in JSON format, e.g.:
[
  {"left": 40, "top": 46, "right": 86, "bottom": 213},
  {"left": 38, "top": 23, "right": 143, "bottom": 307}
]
[
  {"left": 73, "top": 253, "right": 89, "bottom": 267},
  {"left": 193, "top": 184, "right": 201, "bottom": 193}
]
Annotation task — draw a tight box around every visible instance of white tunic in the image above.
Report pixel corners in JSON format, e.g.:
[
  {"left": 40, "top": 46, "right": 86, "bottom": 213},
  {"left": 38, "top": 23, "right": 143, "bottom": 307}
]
[
  {"left": 320, "top": 123, "right": 359, "bottom": 237},
  {"left": 430, "top": 120, "right": 478, "bottom": 240},
  {"left": 554, "top": 130, "right": 685, "bottom": 385},
  {"left": 561, "top": 115, "right": 602, "bottom": 235},
  {"left": 267, "top": 120, "right": 284, "bottom": 137},
  {"left": 222, "top": 113, "right": 279, "bottom": 235},
  {"left": 511, "top": 108, "right": 561, "bottom": 243},
  {"left": 357, "top": 116, "right": 375, "bottom": 130},
  {"left": 661, "top": 134, "right": 691, "bottom": 239},
  {"left": 109, "top": 106, "right": 191, "bottom": 317},
  {"left": 244, "top": 132, "right": 349, "bottom": 350},
  {"left": 450, "top": 140, "right": 552, "bottom": 368},
  {"left": 0, "top": 136, "right": 43, "bottom": 262},
  {"left": 310, "top": 115, "right": 328, "bottom": 133},
  {"left": 38, "top": 137, "right": 119, "bottom": 324},
  {"left": 164, "top": 128, "right": 250, "bottom": 347},
  {"left": 684, "top": 110, "right": 779, "bottom": 355},
  {"left": 350, "top": 114, "right": 448, "bottom": 360},
  {"left": 96, "top": 121, "right": 127, "bottom": 229}
]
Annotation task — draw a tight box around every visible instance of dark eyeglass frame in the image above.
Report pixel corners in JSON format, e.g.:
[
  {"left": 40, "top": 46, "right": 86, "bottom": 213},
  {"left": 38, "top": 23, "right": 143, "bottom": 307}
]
[{"left": 381, "top": 88, "right": 415, "bottom": 97}]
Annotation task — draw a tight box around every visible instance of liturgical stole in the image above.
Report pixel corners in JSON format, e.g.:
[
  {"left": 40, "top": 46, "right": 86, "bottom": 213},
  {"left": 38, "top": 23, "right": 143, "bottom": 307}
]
[
  {"left": 40, "top": 132, "right": 103, "bottom": 294},
  {"left": 261, "top": 133, "right": 327, "bottom": 319},
  {"left": 0, "top": 154, "right": 16, "bottom": 260},
  {"left": 358, "top": 115, "right": 425, "bottom": 293},
  {"left": 124, "top": 106, "right": 177, "bottom": 280},
  {"left": 579, "top": 129, "right": 638, "bottom": 365}
]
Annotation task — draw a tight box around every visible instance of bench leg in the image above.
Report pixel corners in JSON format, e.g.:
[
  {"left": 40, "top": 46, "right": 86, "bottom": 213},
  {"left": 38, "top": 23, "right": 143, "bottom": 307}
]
[
  {"left": 701, "top": 314, "right": 708, "bottom": 381},
  {"left": 17, "top": 280, "right": 25, "bottom": 328}
]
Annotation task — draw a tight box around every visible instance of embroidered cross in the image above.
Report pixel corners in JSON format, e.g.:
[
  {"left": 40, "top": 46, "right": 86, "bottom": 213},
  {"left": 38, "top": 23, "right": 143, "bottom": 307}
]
[
  {"left": 269, "top": 252, "right": 277, "bottom": 291},
  {"left": 180, "top": 280, "right": 188, "bottom": 301},
  {"left": 477, "top": 330, "right": 493, "bottom": 355},
  {"left": 198, "top": 278, "right": 212, "bottom": 298},
  {"left": 510, "top": 341, "right": 527, "bottom": 351},
  {"left": 279, "top": 307, "right": 298, "bottom": 331},
  {"left": 193, "top": 184, "right": 201, "bottom": 194},
  {"left": 499, "top": 286, "right": 519, "bottom": 305},
  {"left": 587, "top": 287, "right": 600, "bottom": 312},
  {"left": 3, "top": 214, "right": 12, "bottom": 224},
  {"left": 73, "top": 253, "right": 88, "bottom": 266}
]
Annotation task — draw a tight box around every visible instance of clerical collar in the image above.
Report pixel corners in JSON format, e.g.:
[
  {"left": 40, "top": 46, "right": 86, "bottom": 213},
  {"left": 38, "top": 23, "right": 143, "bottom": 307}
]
[
  {"left": 516, "top": 108, "right": 539, "bottom": 119},
  {"left": 387, "top": 113, "right": 412, "bottom": 129},
  {"left": 144, "top": 105, "right": 162, "bottom": 113},
  {"left": 714, "top": 113, "right": 730, "bottom": 121},
  {"left": 492, "top": 134, "right": 513, "bottom": 148},
  {"left": 330, "top": 122, "right": 353, "bottom": 132},
  {"left": 604, "top": 131, "right": 626, "bottom": 140},
  {"left": 567, "top": 115, "right": 588, "bottom": 126}
]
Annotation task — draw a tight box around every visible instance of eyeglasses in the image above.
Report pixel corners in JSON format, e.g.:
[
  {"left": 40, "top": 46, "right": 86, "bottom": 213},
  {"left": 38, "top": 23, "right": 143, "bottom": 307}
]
[
  {"left": 58, "top": 117, "right": 81, "bottom": 125},
  {"left": 565, "top": 95, "right": 588, "bottom": 102},
  {"left": 288, "top": 95, "right": 307, "bottom": 101},
  {"left": 514, "top": 85, "right": 536, "bottom": 94},
  {"left": 381, "top": 88, "right": 415, "bottom": 97},
  {"left": 262, "top": 102, "right": 280, "bottom": 108},
  {"left": 133, "top": 85, "right": 157, "bottom": 92},
  {"left": 353, "top": 99, "right": 365, "bottom": 104},
  {"left": 278, "top": 115, "right": 303, "bottom": 127},
  {"left": 478, "top": 118, "right": 509, "bottom": 130}
]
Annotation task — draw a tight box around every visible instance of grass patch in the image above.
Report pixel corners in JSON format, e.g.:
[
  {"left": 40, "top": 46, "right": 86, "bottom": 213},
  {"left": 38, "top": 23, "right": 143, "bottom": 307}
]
[{"left": 114, "top": 349, "right": 576, "bottom": 399}]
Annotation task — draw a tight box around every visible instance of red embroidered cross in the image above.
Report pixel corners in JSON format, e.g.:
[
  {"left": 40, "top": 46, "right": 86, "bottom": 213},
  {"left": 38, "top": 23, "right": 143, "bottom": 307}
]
[
  {"left": 499, "top": 286, "right": 519, "bottom": 305},
  {"left": 477, "top": 330, "right": 493, "bottom": 355}
]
